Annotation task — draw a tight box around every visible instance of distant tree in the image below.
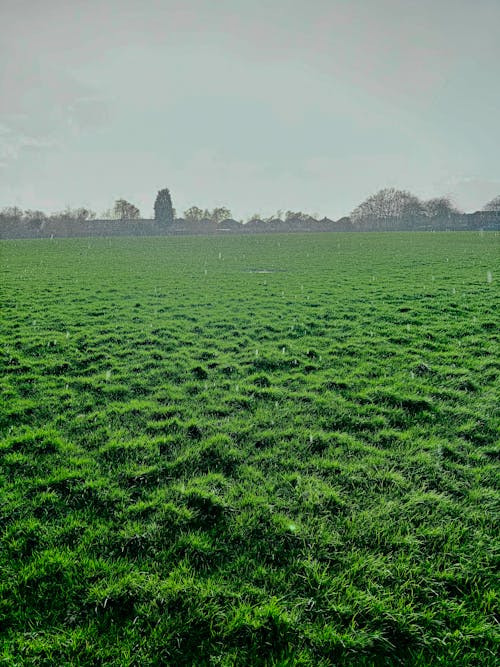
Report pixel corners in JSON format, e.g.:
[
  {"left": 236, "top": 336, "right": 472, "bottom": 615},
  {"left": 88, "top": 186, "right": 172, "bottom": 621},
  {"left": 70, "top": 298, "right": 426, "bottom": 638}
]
[
  {"left": 351, "top": 188, "right": 423, "bottom": 224},
  {"left": 79, "top": 208, "right": 96, "bottom": 221},
  {"left": 49, "top": 208, "right": 71, "bottom": 222},
  {"left": 154, "top": 188, "right": 174, "bottom": 224},
  {"left": 184, "top": 206, "right": 204, "bottom": 223},
  {"left": 69, "top": 208, "right": 96, "bottom": 221},
  {"left": 49, "top": 207, "right": 97, "bottom": 223},
  {"left": 210, "top": 207, "right": 232, "bottom": 224},
  {"left": 23, "top": 210, "right": 47, "bottom": 224},
  {"left": 0, "top": 206, "right": 23, "bottom": 221},
  {"left": 0, "top": 206, "right": 97, "bottom": 224},
  {"left": 185, "top": 206, "right": 232, "bottom": 223},
  {"left": 261, "top": 209, "right": 285, "bottom": 222},
  {"left": 284, "top": 210, "right": 315, "bottom": 223},
  {"left": 247, "top": 213, "right": 263, "bottom": 223},
  {"left": 113, "top": 199, "right": 140, "bottom": 220},
  {"left": 423, "top": 197, "right": 460, "bottom": 218},
  {"left": 482, "top": 195, "right": 500, "bottom": 212}
]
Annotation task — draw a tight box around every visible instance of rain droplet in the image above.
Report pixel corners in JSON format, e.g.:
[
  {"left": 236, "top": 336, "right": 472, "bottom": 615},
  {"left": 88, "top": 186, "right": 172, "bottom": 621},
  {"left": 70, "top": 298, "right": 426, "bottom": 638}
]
[{"left": 486, "top": 271, "right": 493, "bottom": 283}]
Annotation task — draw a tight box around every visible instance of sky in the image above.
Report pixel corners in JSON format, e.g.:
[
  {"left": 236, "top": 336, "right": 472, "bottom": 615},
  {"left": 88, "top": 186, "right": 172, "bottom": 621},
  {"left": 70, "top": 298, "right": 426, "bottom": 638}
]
[{"left": 1, "top": 0, "right": 499, "bottom": 220}]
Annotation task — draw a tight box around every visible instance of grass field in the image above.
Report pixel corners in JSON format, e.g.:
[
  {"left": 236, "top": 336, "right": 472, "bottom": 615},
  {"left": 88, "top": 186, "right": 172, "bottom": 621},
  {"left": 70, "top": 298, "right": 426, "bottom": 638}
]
[{"left": 1, "top": 232, "right": 499, "bottom": 666}]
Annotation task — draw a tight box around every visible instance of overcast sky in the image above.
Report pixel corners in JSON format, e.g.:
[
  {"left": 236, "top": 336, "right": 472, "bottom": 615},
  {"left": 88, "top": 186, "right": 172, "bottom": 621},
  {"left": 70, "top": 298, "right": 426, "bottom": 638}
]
[{"left": 1, "top": 0, "right": 499, "bottom": 219}]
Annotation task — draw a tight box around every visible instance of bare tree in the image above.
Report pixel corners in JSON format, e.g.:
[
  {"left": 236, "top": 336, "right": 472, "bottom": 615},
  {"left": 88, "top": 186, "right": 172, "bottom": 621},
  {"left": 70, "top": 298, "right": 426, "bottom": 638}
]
[
  {"left": 113, "top": 199, "right": 140, "bottom": 220},
  {"left": 351, "top": 188, "right": 424, "bottom": 225},
  {"left": 482, "top": 195, "right": 500, "bottom": 212},
  {"left": 73, "top": 208, "right": 96, "bottom": 221},
  {"left": 423, "top": 197, "right": 460, "bottom": 218},
  {"left": 49, "top": 207, "right": 97, "bottom": 222},
  {"left": 23, "top": 210, "right": 47, "bottom": 225},
  {"left": 0, "top": 206, "right": 23, "bottom": 221}
]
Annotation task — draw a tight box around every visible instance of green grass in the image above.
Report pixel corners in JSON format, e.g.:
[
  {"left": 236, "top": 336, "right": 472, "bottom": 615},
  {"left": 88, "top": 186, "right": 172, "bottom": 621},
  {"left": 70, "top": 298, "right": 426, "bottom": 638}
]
[{"left": 1, "top": 232, "right": 499, "bottom": 665}]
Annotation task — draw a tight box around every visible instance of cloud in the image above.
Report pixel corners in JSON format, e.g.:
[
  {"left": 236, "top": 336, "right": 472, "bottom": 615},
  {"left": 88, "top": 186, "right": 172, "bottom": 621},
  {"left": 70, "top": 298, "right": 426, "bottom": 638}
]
[
  {"left": 0, "top": 39, "right": 113, "bottom": 168},
  {"left": 0, "top": 123, "right": 56, "bottom": 163}
]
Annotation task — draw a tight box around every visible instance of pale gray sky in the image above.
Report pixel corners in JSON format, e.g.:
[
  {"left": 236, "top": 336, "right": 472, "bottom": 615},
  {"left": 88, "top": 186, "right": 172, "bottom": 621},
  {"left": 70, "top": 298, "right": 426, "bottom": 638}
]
[{"left": 1, "top": 0, "right": 499, "bottom": 219}]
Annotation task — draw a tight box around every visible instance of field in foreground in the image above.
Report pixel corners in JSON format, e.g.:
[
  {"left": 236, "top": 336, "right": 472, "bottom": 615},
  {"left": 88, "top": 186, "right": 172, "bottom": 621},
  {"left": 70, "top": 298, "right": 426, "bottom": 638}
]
[{"left": 0, "top": 232, "right": 499, "bottom": 666}]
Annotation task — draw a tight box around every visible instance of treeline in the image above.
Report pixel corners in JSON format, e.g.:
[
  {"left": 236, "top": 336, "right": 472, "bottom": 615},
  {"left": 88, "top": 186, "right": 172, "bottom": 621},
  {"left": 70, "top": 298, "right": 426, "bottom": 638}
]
[
  {"left": 1, "top": 189, "right": 499, "bottom": 239},
  {"left": 0, "top": 199, "right": 141, "bottom": 226}
]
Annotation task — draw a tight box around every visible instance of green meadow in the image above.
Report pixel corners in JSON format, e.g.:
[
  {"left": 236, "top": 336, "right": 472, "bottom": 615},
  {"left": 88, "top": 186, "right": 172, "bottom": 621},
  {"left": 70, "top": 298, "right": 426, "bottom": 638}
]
[{"left": 0, "top": 232, "right": 498, "bottom": 666}]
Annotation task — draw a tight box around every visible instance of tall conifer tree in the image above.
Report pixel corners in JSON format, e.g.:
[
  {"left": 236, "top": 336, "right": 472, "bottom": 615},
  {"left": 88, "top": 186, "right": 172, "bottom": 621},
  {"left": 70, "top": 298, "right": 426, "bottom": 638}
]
[{"left": 154, "top": 188, "right": 174, "bottom": 224}]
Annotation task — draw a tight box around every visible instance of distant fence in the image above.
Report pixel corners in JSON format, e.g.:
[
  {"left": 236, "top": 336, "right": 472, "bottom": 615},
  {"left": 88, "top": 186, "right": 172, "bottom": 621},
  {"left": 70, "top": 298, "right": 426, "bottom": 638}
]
[{"left": 1, "top": 212, "right": 499, "bottom": 239}]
